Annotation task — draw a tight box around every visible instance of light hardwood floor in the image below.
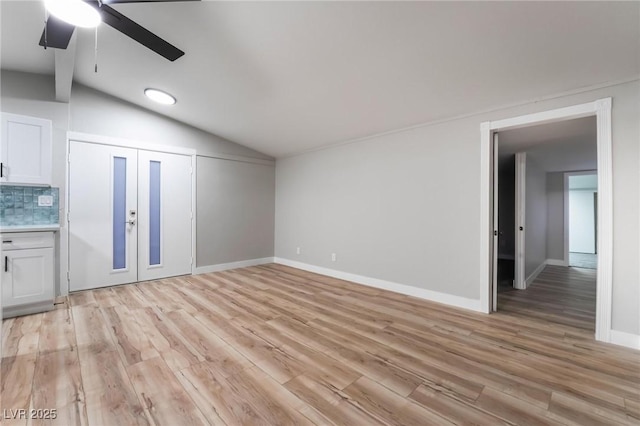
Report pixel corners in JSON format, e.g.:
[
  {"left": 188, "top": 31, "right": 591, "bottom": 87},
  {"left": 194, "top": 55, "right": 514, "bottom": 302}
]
[
  {"left": 498, "top": 265, "right": 597, "bottom": 332},
  {"left": 2, "top": 264, "right": 638, "bottom": 425}
]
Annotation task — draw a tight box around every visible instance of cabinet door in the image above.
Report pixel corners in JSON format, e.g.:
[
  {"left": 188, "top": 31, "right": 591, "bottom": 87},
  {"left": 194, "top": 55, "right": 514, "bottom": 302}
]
[
  {"left": 2, "top": 248, "right": 54, "bottom": 308},
  {"left": 0, "top": 113, "right": 53, "bottom": 185}
]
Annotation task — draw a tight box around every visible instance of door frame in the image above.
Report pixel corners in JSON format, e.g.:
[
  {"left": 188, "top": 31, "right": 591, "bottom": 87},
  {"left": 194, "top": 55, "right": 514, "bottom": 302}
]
[
  {"left": 480, "top": 98, "right": 612, "bottom": 343},
  {"left": 564, "top": 170, "right": 598, "bottom": 267},
  {"left": 62, "top": 131, "right": 197, "bottom": 295}
]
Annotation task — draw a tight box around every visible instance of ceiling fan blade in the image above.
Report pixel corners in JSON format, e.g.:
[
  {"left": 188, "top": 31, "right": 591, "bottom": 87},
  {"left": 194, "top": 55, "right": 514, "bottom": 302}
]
[
  {"left": 98, "top": 4, "right": 185, "bottom": 61},
  {"left": 38, "top": 15, "right": 76, "bottom": 49}
]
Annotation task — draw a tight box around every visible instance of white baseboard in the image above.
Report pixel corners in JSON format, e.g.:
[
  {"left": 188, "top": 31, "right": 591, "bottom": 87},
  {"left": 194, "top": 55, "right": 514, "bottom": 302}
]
[
  {"left": 546, "top": 258, "right": 567, "bottom": 267},
  {"left": 524, "top": 260, "right": 547, "bottom": 288},
  {"left": 195, "top": 257, "right": 274, "bottom": 275},
  {"left": 273, "top": 257, "right": 483, "bottom": 313},
  {"left": 609, "top": 329, "right": 640, "bottom": 350}
]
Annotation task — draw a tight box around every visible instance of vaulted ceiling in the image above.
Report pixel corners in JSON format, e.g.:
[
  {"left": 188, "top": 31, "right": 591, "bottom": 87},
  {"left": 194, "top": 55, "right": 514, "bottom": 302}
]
[{"left": 1, "top": 1, "right": 638, "bottom": 157}]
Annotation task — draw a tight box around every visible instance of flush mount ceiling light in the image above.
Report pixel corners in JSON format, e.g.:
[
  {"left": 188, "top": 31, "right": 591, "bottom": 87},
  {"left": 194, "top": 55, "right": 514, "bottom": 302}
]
[
  {"left": 144, "top": 88, "right": 177, "bottom": 105},
  {"left": 44, "top": 0, "right": 101, "bottom": 28}
]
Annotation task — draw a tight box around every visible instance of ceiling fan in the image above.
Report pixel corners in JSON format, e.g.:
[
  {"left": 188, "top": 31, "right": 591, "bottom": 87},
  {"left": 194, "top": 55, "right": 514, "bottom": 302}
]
[{"left": 39, "top": 0, "right": 200, "bottom": 61}]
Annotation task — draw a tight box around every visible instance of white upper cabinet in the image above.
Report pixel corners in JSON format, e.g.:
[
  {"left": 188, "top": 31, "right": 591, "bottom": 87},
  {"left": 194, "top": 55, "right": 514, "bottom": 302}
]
[{"left": 1, "top": 112, "right": 53, "bottom": 186}]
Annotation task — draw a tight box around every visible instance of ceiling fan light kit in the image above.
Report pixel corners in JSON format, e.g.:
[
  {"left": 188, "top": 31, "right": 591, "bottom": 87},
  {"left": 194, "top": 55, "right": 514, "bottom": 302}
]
[
  {"left": 144, "top": 88, "right": 177, "bottom": 105},
  {"left": 45, "top": 0, "right": 101, "bottom": 28},
  {"left": 39, "top": 0, "right": 197, "bottom": 61}
]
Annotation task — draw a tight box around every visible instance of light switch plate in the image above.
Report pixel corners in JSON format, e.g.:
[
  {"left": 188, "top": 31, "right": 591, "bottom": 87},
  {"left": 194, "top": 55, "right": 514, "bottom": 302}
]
[{"left": 38, "top": 195, "right": 53, "bottom": 207}]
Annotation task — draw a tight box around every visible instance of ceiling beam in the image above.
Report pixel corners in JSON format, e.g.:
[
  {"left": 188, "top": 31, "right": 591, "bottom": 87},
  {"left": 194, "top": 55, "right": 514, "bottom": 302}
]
[{"left": 54, "top": 32, "right": 77, "bottom": 103}]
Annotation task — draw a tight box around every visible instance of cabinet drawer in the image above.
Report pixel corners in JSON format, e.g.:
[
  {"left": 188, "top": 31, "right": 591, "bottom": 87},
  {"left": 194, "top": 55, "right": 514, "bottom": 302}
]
[{"left": 1, "top": 232, "right": 54, "bottom": 250}]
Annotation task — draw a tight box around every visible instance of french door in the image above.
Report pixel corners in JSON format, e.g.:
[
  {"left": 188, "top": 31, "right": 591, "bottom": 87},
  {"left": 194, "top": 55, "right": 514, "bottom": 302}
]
[
  {"left": 137, "top": 150, "right": 192, "bottom": 281},
  {"left": 68, "top": 141, "right": 192, "bottom": 291}
]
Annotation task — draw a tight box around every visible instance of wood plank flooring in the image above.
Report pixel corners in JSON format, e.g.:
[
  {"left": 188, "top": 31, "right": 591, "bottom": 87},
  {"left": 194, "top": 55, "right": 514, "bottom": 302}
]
[
  {"left": 499, "top": 266, "right": 597, "bottom": 332},
  {"left": 2, "top": 264, "right": 638, "bottom": 425}
]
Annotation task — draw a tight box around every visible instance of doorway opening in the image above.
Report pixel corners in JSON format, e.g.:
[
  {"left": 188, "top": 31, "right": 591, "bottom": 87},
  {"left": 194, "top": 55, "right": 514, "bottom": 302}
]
[
  {"left": 494, "top": 117, "right": 598, "bottom": 332},
  {"left": 480, "top": 98, "right": 613, "bottom": 343}
]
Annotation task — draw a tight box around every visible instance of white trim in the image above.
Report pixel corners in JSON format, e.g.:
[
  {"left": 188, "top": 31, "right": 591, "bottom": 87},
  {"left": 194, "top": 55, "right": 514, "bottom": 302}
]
[
  {"left": 197, "top": 152, "right": 275, "bottom": 166},
  {"left": 480, "top": 98, "right": 613, "bottom": 345},
  {"left": 61, "top": 135, "right": 71, "bottom": 295},
  {"left": 524, "top": 261, "right": 546, "bottom": 289},
  {"left": 67, "top": 131, "right": 196, "bottom": 156},
  {"left": 489, "top": 103, "right": 596, "bottom": 132},
  {"left": 546, "top": 259, "right": 566, "bottom": 267},
  {"left": 479, "top": 122, "right": 492, "bottom": 314},
  {"left": 67, "top": 131, "right": 275, "bottom": 166},
  {"left": 194, "top": 257, "right": 274, "bottom": 275},
  {"left": 191, "top": 156, "right": 197, "bottom": 275},
  {"left": 274, "top": 257, "right": 483, "bottom": 313},
  {"left": 594, "top": 98, "right": 613, "bottom": 343},
  {"left": 514, "top": 152, "right": 527, "bottom": 290},
  {"left": 609, "top": 330, "right": 640, "bottom": 350}
]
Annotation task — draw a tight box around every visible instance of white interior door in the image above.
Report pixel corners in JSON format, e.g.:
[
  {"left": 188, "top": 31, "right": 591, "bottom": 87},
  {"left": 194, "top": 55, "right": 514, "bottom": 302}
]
[
  {"left": 69, "top": 141, "right": 138, "bottom": 291},
  {"left": 491, "top": 132, "right": 499, "bottom": 311},
  {"left": 137, "top": 150, "right": 193, "bottom": 281},
  {"left": 514, "top": 152, "right": 526, "bottom": 290}
]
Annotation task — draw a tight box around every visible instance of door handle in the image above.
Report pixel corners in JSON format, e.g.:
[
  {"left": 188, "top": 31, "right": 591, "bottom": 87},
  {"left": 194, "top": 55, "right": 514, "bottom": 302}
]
[
  {"left": 4, "top": 256, "right": 7, "bottom": 272},
  {"left": 126, "top": 220, "right": 136, "bottom": 225},
  {"left": 1, "top": 162, "right": 3, "bottom": 178}
]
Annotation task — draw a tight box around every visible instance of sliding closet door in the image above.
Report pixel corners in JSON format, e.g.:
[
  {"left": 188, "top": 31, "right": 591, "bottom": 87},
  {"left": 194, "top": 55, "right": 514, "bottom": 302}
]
[
  {"left": 69, "top": 141, "right": 138, "bottom": 291},
  {"left": 137, "top": 150, "right": 192, "bottom": 281}
]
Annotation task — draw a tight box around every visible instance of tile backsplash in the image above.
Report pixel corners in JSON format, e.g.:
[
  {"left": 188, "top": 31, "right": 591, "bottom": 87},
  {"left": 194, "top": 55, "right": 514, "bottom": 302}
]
[{"left": 0, "top": 186, "right": 59, "bottom": 226}]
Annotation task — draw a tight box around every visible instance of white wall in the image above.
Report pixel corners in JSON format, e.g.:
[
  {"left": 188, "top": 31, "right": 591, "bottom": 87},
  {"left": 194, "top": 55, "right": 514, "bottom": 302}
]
[
  {"left": 546, "top": 172, "right": 565, "bottom": 262},
  {"left": 277, "top": 119, "right": 481, "bottom": 299},
  {"left": 275, "top": 79, "right": 640, "bottom": 336},
  {"left": 569, "top": 189, "right": 597, "bottom": 253},
  {"left": 524, "top": 157, "right": 547, "bottom": 279},
  {"left": 196, "top": 156, "right": 275, "bottom": 267}
]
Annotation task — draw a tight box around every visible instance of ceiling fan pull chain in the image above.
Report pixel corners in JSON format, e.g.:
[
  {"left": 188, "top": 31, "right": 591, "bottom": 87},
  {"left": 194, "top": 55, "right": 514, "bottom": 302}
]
[
  {"left": 94, "top": 26, "right": 99, "bottom": 73},
  {"left": 43, "top": 9, "right": 48, "bottom": 49},
  {"left": 95, "top": 1, "right": 101, "bottom": 72}
]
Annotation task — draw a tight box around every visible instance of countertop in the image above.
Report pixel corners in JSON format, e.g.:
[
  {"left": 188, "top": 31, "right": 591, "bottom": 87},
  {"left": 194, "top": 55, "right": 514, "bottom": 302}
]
[{"left": 0, "top": 224, "right": 60, "bottom": 233}]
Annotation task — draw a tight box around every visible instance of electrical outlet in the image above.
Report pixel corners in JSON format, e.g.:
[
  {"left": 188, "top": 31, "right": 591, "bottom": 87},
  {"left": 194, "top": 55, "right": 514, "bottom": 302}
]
[
  {"left": 331, "top": 253, "right": 337, "bottom": 262},
  {"left": 296, "top": 247, "right": 301, "bottom": 255},
  {"left": 38, "top": 195, "right": 53, "bottom": 207}
]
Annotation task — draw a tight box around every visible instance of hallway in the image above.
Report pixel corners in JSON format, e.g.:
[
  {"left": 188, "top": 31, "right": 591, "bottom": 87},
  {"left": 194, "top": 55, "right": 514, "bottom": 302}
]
[{"left": 498, "top": 265, "right": 596, "bottom": 333}]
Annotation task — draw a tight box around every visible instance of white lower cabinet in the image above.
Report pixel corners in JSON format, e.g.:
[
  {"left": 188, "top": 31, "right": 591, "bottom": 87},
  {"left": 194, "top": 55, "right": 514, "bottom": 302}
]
[{"left": 1, "top": 232, "right": 54, "bottom": 318}]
